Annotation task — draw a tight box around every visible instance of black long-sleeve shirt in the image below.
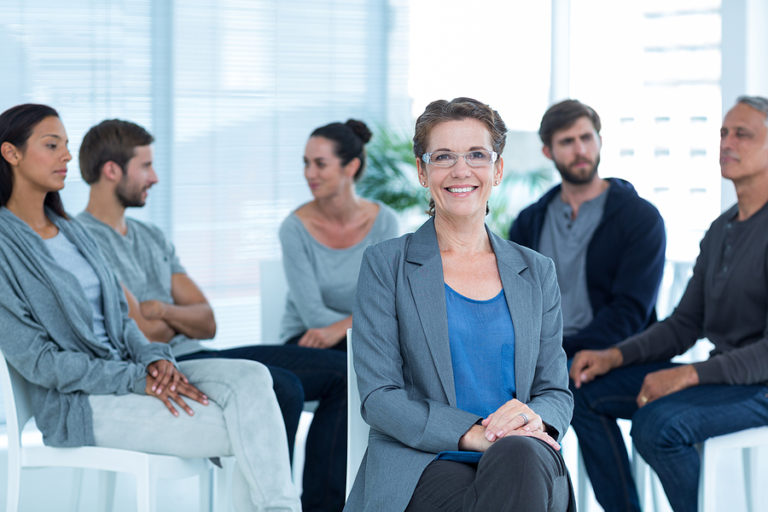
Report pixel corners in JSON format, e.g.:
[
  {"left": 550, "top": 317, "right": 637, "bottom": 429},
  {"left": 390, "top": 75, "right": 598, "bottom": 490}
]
[{"left": 619, "top": 201, "right": 768, "bottom": 385}]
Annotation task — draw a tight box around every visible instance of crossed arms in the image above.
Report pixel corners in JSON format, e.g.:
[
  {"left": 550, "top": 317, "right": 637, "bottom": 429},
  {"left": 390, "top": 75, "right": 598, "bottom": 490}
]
[{"left": 122, "top": 273, "right": 216, "bottom": 343}]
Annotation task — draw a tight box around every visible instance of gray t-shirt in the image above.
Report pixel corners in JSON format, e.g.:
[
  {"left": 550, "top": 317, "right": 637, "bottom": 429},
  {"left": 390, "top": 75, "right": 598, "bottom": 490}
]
[
  {"left": 76, "top": 211, "right": 206, "bottom": 356},
  {"left": 538, "top": 186, "right": 609, "bottom": 336},
  {"left": 44, "top": 231, "right": 113, "bottom": 350},
  {"left": 278, "top": 202, "right": 399, "bottom": 342}
]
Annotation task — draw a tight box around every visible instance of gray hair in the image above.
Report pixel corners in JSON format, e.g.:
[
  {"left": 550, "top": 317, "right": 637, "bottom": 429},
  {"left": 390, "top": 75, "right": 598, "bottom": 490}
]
[{"left": 737, "top": 95, "right": 768, "bottom": 125}]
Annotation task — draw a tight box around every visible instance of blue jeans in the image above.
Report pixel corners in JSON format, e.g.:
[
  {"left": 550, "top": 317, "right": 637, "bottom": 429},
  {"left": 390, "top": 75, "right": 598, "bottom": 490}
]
[
  {"left": 571, "top": 361, "right": 768, "bottom": 512},
  {"left": 179, "top": 344, "right": 347, "bottom": 512}
]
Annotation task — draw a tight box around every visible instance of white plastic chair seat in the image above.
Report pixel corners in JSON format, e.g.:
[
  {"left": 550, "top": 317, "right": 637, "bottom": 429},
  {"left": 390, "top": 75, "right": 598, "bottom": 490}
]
[
  {"left": 628, "top": 425, "right": 768, "bottom": 512},
  {"left": 698, "top": 426, "right": 768, "bottom": 512},
  {"left": 0, "top": 350, "right": 218, "bottom": 512}
]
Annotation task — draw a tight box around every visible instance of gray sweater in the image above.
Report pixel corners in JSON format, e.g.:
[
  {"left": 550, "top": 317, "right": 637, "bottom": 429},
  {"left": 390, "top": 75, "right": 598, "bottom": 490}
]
[
  {"left": 619, "top": 202, "right": 768, "bottom": 385},
  {"left": 278, "top": 202, "right": 399, "bottom": 341},
  {"left": 0, "top": 208, "right": 172, "bottom": 447}
]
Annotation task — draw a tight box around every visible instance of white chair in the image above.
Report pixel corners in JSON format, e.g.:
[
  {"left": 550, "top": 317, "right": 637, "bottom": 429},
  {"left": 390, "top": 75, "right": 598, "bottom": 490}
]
[
  {"left": 260, "top": 259, "right": 288, "bottom": 344},
  {"left": 631, "top": 443, "right": 663, "bottom": 512},
  {"left": 698, "top": 426, "right": 768, "bottom": 512},
  {"left": 0, "top": 350, "right": 215, "bottom": 512},
  {"left": 629, "top": 425, "right": 768, "bottom": 512},
  {"left": 345, "top": 328, "right": 369, "bottom": 498}
]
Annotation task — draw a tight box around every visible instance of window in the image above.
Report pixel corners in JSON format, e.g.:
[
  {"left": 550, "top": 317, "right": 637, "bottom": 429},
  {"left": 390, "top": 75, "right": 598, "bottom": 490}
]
[{"left": 0, "top": 0, "right": 410, "bottom": 346}]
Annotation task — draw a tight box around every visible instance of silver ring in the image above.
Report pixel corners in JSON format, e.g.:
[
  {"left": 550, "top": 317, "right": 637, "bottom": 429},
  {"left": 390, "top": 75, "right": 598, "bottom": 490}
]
[{"left": 519, "top": 413, "right": 529, "bottom": 426}]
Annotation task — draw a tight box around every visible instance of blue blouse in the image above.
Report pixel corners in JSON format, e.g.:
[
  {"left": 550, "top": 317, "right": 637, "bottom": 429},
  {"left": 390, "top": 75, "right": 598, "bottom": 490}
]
[{"left": 445, "top": 283, "right": 516, "bottom": 418}]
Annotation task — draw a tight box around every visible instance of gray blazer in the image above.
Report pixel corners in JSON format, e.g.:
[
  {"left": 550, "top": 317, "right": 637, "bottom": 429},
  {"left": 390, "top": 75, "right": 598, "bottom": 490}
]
[{"left": 345, "top": 218, "right": 573, "bottom": 512}]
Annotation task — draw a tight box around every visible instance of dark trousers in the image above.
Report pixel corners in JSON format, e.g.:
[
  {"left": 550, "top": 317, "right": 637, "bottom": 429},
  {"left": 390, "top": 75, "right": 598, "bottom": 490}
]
[
  {"left": 571, "top": 361, "right": 768, "bottom": 512},
  {"left": 285, "top": 331, "right": 347, "bottom": 351},
  {"left": 405, "top": 436, "right": 572, "bottom": 512},
  {"left": 179, "top": 344, "right": 347, "bottom": 512}
]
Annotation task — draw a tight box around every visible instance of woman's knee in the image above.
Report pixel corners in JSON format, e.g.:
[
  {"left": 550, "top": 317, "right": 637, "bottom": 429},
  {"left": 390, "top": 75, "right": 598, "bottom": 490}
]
[
  {"left": 269, "top": 366, "right": 304, "bottom": 410},
  {"left": 180, "top": 358, "right": 274, "bottom": 389},
  {"left": 483, "top": 436, "right": 564, "bottom": 477}
]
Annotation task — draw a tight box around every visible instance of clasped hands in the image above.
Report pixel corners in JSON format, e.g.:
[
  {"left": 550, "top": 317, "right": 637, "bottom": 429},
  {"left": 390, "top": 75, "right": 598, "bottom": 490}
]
[
  {"left": 570, "top": 348, "right": 699, "bottom": 407},
  {"left": 460, "top": 399, "right": 560, "bottom": 453},
  {"left": 298, "top": 325, "right": 340, "bottom": 349},
  {"left": 145, "top": 360, "right": 209, "bottom": 417}
]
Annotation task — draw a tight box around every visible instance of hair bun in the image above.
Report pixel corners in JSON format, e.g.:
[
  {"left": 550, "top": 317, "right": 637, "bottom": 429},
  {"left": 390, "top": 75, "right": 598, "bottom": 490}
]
[{"left": 345, "top": 119, "right": 372, "bottom": 144}]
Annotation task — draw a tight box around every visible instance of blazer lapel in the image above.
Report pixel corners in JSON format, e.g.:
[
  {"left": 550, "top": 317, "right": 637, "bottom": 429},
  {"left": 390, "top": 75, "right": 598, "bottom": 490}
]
[
  {"left": 489, "top": 231, "right": 535, "bottom": 403},
  {"left": 406, "top": 219, "right": 457, "bottom": 405}
]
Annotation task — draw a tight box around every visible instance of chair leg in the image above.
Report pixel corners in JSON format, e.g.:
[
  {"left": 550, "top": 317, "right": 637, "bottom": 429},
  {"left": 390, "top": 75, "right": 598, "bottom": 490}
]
[
  {"left": 97, "top": 470, "right": 117, "bottom": 511},
  {"left": 698, "top": 443, "right": 716, "bottom": 512},
  {"left": 631, "top": 446, "right": 646, "bottom": 510},
  {"left": 135, "top": 467, "right": 153, "bottom": 512},
  {"left": 69, "top": 468, "right": 84, "bottom": 512},
  {"left": 6, "top": 461, "right": 21, "bottom": 512},
  {"left": 742, "top": 447, "right": 755, "bottom": 512},
  {"left": 199, "top": 466, "right": 212, "bottom": 512},
  {"left": 576, "top": 447, "right": 589, "bottom": 511},
  {"left": 213, "top": 458, "right": 234, "bottom": 512}
]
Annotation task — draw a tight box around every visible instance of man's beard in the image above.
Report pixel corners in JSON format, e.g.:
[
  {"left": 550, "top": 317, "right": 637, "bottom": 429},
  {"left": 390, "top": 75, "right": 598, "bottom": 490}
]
[
  {"left": 115, "top": 180, "right": 146, "bottom": 208},
  {"left": 555, "top": 154, "right": 600, "bottom": 185}
]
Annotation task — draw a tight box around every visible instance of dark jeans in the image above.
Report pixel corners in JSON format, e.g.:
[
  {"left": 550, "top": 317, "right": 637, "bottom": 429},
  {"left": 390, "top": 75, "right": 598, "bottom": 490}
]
[
  {"left": 405, "top": 436, "right": 572, "bottom": 512},
  {"left": 179, "top": 344, "right": 347, "bottom": 512},
  {"left": 285, "top": 331, "right": 347, "bottom": 351},
  {"left": 571, "top": 361, "right": 768, "bottom": 512}
]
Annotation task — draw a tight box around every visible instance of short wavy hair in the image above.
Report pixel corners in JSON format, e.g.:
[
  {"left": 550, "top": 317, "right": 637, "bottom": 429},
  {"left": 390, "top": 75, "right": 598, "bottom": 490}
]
[
  {"left": 413, "top": 97, "right": 507, "bottom": 160},
  {"left": 79, "top": 119, "right": 154, "bottom": 184},
  {"left": 538, "top": 99, "right": 601, "bottom": 147}
]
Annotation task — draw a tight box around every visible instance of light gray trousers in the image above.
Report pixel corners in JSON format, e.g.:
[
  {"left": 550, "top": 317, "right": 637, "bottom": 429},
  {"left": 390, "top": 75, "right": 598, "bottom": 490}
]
[{"left": 89, "top": 358, "right": 300, "bottom": 512}]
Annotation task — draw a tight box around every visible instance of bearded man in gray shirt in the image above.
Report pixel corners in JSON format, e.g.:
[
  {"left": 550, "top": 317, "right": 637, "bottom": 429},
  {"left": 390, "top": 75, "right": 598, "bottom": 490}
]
[
  {"left": 77, "top": 119, "right": 348, "bottom": 512},
  {"left": 570, "top": 96, "right": 768, "bottom": 512}
]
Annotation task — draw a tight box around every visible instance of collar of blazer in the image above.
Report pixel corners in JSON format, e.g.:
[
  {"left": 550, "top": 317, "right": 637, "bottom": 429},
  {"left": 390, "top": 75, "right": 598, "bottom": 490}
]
[{"left": 403, "top": 217, "right": 536, "bottom": 405}]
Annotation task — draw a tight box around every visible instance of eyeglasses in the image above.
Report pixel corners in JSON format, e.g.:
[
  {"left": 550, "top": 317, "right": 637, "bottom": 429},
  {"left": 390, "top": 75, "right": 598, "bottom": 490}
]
[{"left": 421, "top": 149, "right": 498, "bottom": 168}]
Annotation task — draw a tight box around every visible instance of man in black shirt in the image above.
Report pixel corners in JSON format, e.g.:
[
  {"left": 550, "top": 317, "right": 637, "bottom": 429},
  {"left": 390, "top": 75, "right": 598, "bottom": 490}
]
[{"left": 569, "top": 96, "right": 768, "bottom": 512}]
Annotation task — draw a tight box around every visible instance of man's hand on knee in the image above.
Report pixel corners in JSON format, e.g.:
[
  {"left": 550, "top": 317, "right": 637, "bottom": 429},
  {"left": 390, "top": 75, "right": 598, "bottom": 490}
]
[
  {"left": 636, "top": 365, "right": 699, "bottom": 407},
  {"left": 570, "top": 348, "right": 623, "bottom": 388}
]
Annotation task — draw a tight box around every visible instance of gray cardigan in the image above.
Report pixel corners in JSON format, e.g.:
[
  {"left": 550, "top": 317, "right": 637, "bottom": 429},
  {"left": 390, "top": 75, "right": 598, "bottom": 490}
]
[
  {"left": 345, "top": 218, "right": 573, "bottom": 512},
  {"left": 0, "top": 208, "right": 172, "bottom": 447}
]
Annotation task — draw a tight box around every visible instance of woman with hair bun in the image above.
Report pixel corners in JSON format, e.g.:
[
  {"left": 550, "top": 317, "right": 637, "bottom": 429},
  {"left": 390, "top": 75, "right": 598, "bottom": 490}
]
[{"left": 280, "top": 119, "right": 399, "bottom": 350}]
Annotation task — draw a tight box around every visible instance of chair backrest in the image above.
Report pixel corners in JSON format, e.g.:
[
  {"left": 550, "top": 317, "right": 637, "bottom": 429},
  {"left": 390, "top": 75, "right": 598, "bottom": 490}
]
[
  {"left": 346, "top": 328, "right": 370, "bottom": 497},
  {"left": 259, "top": 259, "right": 288, "bottom": 343},
  {"left": 0, "top": 350, "right": 34, "bottom": 456}
]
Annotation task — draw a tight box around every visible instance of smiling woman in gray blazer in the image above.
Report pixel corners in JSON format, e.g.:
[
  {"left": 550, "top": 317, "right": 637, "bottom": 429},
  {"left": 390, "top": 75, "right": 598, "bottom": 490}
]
[{"left": 346, "top": 97, "right": 574, "bottom": 512}]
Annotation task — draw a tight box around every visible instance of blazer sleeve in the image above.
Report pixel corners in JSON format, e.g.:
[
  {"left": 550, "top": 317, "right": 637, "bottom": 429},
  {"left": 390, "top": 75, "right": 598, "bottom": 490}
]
[{"left": 352, "top": 243, "right": 481, "bottom": 454}]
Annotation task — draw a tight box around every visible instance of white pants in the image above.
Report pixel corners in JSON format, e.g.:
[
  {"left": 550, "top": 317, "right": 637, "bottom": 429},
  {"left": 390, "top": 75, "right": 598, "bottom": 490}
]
[{"left": 89, "top": 359, "right": 300, "bottom": 512}]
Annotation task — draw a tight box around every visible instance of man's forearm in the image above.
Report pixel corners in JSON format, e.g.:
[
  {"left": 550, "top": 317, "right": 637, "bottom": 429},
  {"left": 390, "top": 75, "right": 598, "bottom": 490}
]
[
  {"left": 141, "top": 318, "right": 176, "bottom": 343},
  {"left": 158, "top": 302, "right": 216, "bottom": 340}
]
